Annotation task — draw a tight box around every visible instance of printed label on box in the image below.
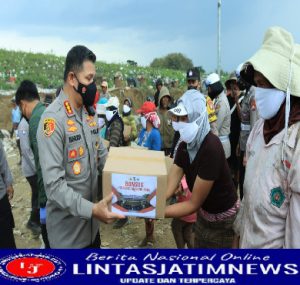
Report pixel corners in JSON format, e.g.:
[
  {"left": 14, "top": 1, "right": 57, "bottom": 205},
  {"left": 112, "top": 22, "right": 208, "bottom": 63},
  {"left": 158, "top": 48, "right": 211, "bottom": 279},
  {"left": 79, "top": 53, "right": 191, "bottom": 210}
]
[{"left": 111, "top": 173, "right": 157, "bottom": 218}]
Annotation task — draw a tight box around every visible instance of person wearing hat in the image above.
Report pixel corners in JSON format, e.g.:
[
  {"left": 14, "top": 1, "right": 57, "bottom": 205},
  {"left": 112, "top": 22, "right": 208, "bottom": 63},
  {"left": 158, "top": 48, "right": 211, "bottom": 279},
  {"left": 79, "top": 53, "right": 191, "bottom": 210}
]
[
  {"left": 136, "top": 101, "right": 161, "bottom": 247},
  {"left": 154, "top": 79, "right": 163, "bottom": 107},
  {"left": 233, "top": 27, "right": 300, "bottom": 248},
  {"left": 105, "top": 96, "right": 124, "bottom": 148},
  {"left": 157, "top": 86, "right": 175, "bottom": 156},
  {"left": 100, "top": 80, "right": 110, "bottom": 100},
  {"left": 205, "top": 73, "right": 231, "bottom": 160},
  {"left": 234, "top": 64, "right": 259, "bottom": 199},
  {"left": 165, "top": 89, "right": 238, "bottom": 248},
  {"left": 225, "top": 72, "right": 242, "bottom": 188},
  {"left": 122, "top": 98, "right": 137, "bottom": 146}
]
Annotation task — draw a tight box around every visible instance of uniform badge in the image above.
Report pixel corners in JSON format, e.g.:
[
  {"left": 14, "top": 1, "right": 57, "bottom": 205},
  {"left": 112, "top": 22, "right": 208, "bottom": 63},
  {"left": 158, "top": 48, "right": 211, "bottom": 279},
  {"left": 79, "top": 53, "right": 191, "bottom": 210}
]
[
  {"left": 64, "top": 100, "right": 74, "bottom": 116},
  {"left": 86, "top": 116, "right": 93, "bottom": 122},
  {"left": 68, "top": 126, "right": 78, "bottom": 132},
  {"left": 270, "top": 187, "right": 285, "bottom": 208},
  {"left": 78, "top": 146, "right": 84, "bottom": 156},
  {"left": 67, "top": 119, "right": 75, "bottom": 126},
  {"left": 43, "top": 118, "right": 56, "bottom": 137},
  {"left": 68, "top": 149, "right": 77, "bottom": 159},
  {"left": 72, "top": 161, "right": 81, "bottom": 175},
  {"left": 89, "top": 121, "right": 97, "bottom": 127}
]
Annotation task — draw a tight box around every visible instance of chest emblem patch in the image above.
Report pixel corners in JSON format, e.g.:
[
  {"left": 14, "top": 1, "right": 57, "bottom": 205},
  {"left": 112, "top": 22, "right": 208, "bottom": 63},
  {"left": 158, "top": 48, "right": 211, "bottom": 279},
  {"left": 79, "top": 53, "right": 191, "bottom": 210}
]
[
  {"left": 72, "top": 161, "right": 81, "bottom": 175},
  {"left": 270, "top": 187, "right": 285, "bottom": 208}
]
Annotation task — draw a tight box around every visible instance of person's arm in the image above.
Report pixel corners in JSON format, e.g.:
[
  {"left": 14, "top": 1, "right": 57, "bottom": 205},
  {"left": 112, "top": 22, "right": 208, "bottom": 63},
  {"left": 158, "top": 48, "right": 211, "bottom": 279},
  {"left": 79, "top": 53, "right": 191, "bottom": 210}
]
[
  {"left": 98, "top": 138, "right": 108, "bottom": 172},
  {"left": 166, "top": 163, "right": 184, "bottom": 199},
  {"left": 109, "top": 120, "right": 122, "bottom": 147},
  {"left": 0, "top": 141, "right": 13, "bottom": 199},
  {"left": 19, "top": 123, "right": 36, "bottom": 173},
  {"left": 165, "top": 176, "right": 213, "bottom": 218},
  {"left": 216, "top": 99, "right": 227, "bottom": 133}
]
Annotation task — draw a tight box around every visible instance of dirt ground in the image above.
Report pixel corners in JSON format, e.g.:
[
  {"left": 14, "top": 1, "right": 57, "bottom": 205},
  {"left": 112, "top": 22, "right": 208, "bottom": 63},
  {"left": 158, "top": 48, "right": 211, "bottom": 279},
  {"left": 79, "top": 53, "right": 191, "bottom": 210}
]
[{"left": 7, "top": 144, "right": 177, "bottom": 249}]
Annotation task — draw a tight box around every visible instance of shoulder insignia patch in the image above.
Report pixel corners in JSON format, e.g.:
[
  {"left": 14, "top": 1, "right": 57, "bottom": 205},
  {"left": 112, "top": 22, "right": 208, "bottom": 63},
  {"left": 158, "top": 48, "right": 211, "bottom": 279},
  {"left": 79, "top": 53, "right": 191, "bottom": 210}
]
[
  {"left": 64, "top": 100, "right": 74, "bottom": 116},
  {"left": 72, "top": 161, "right": 81, "bottom": 175},
  {"left": 86, "top": 116, "right": 93, "bottom": 122},
  {"left": 270, "top": 187, "right": 285, "bottom": 208},
  {"left": 95, "top": 141, "right": 99, "bottom": 149},
  {"left": 78, "top": 146, "right": 85, "bottom": 156},
  {"left": 68, "top": 126, "right": 78, "bottom": 132},
  {"left": 43, "top": 118, "right": 56, "bottom": 137},
  {"left": 89, "top": 121, "right": 97, "bottom": 127},
  {"left": 67, "top": 119, "right": 75, "bottom": 126},
  {"left": 68, "top": 149, "right": 77, "bottom": 159}
]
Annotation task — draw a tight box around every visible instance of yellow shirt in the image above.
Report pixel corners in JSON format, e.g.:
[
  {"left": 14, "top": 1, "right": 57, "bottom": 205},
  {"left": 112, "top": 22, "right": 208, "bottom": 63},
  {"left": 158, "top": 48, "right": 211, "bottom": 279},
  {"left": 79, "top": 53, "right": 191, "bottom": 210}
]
[{"left": 206, "top": 96, "right": 217, "bottom": 123}]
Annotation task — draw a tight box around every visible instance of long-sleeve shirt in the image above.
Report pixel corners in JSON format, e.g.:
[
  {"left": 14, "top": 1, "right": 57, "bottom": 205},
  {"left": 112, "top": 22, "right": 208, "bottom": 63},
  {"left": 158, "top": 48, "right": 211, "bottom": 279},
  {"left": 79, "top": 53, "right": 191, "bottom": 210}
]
[
  {"left": 18, "top": 118, "right": 36, "bottom": 177},
  {"left": 29, "top": 102, "right": 47, "bottom": 207},
  {"left": 0, "top": 141, "right": 13, "bottom": 200}
]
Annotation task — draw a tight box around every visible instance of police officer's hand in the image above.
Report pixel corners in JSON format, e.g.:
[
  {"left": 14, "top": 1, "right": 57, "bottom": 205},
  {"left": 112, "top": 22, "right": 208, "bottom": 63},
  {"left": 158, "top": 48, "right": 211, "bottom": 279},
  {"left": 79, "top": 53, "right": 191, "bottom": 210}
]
[
  {"left": 92, "top": 193, "right": 125, "bottom": 224},
  {"left": 7, "top": 185, "right": 14, "bottom": 201}
]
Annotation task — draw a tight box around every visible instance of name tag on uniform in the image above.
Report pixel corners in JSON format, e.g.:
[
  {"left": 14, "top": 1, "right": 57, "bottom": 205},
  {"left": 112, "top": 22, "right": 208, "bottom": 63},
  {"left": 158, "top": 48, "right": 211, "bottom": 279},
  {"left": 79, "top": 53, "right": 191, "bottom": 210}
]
[{"left": 69, "top": 134, "right": 82, "bottom": 143}]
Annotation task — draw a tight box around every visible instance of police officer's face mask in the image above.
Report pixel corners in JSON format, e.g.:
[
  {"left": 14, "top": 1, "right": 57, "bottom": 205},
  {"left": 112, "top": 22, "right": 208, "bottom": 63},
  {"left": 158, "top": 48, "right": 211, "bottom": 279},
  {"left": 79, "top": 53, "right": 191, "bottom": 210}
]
[{"left": 73, "top": 74, "right": 97, "bottom": 107}]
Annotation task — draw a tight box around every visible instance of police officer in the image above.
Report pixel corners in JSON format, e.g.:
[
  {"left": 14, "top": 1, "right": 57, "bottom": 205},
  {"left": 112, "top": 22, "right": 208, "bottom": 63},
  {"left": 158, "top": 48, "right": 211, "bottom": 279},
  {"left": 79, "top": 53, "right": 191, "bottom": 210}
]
[
  {"left": 186, "top": 68, "right": 218, "bottom": 135},
  {"left": 37, "top": 45, "right": 123, "bottom": 248},
  {"left": 205, "top": 73, "right": 231, "bottom": 160},
  {"left": 235, "top": 64, "right": 259, "bottom": 199}
]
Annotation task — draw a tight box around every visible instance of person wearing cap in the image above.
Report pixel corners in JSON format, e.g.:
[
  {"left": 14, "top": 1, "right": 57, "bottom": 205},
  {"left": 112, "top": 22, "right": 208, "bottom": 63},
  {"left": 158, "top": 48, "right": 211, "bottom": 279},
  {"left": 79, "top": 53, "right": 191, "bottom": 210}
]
[
  {"left": 205, "top": 73, "right": 231, "bottom": 160},
  {"left": 157, "top": 86, "right": 175, "bottom": 156},
  {"left": 234, "top": 64, "right": 259, "bottom": 199},
  {"left": 96, "top": 97, "right": 108, "bottom": 139},
  {"left": 100, "top": 80, "right": 110, "bottom": 100},
  {"left": 154, "top": 79, "right": 163, "bottom": 107},
  {"left": 105, "top": 96, "right": 124, "bottom": 148},
  {"left": 225, "top": 73, "right": 242, "bottom": 188},
  {"left": 165, "top": 89, "right": 238, "bottom": 248},
  {"left": 186, "top": 67, "right": 218, "bottom": 135},
  {"left": 122, "top": 98, "right": 137, "bottom": 146},
  {"left": 233, "top": 27, "right": 300, "bottom": 248},
  {"left": 136, "top": 101, "right": 161, "bottom": 247}
]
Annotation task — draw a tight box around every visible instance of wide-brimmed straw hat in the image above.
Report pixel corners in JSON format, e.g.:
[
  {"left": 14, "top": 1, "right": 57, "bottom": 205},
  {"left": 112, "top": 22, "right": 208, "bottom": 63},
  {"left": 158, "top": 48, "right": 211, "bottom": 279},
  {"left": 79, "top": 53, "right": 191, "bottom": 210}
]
[{"left": 240, "top": 26, "right": 300, "bottom": 97}]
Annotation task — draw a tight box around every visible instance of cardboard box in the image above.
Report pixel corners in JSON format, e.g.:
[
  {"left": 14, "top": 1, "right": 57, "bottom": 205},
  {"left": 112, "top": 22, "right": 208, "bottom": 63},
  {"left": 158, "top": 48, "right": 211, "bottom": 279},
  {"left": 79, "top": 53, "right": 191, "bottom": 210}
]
[{"left": 103, "top": 147, "right": 167, "bottom": 219}]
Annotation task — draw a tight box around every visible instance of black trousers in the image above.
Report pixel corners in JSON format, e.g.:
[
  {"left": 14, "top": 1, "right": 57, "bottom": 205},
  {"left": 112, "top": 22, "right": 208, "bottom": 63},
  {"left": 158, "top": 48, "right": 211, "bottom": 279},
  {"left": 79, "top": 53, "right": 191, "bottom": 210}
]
[
  {"left": 26, "top": 175, "right": 39, "bottom": 214},
  {"left": 0, "top": 194, "right": 16, "bottom": 248}
]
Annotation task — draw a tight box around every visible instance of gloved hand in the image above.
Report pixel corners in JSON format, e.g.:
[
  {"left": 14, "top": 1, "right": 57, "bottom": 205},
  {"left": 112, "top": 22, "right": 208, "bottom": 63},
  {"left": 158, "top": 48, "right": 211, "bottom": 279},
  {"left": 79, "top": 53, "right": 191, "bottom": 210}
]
[{"left": 40, "top": 207, "right": 46, "bottom": 224}]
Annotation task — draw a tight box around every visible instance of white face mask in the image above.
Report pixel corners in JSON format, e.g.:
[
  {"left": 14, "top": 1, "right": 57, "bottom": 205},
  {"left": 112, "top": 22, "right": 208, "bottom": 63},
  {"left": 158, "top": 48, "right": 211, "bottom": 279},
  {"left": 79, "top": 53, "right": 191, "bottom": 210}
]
[
  {"left": 98, "top": 117, "right": 105, "bottom": 128},
  {"left": 255, "top": 87, "right": 286, "bottom": 120},
  {"left": 105, "top": 110, "right": 116, "bottom": 121},
  {"left": 141, "top": 116, "right": 147, "bottom": 129},
  {"left": 123, "top": 105, "right": 131, "bottom": 114},
  {"left": 172, "top": 121, "right": 186, "bottom": 132},
  {"left": 179, "top": 120, "right": 199, "bottom": 143}
]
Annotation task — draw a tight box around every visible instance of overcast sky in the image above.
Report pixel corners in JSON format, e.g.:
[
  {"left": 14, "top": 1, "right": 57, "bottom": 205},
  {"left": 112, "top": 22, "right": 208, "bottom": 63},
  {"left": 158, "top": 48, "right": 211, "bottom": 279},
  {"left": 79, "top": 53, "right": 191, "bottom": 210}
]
[{"left": 0, "top": 0, "right": 299, "bottom": 72}]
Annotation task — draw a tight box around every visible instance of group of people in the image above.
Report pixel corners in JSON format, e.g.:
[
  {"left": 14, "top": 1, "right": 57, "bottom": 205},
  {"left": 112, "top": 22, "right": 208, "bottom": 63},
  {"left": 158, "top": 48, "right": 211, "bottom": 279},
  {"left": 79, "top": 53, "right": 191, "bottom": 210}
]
[{"left": 1, "top": 26, "right": 300, "bottom": 249}]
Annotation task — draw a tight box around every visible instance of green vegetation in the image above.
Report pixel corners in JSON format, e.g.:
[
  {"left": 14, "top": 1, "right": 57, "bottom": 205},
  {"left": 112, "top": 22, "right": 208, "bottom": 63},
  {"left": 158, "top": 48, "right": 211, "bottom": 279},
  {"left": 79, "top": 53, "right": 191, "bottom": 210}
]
[
  {"left": 0, "top": 49, "right": 188, "bottom": 90},
  {"left": 150, "top": 52, "right": 194, "bottom": 71}
]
